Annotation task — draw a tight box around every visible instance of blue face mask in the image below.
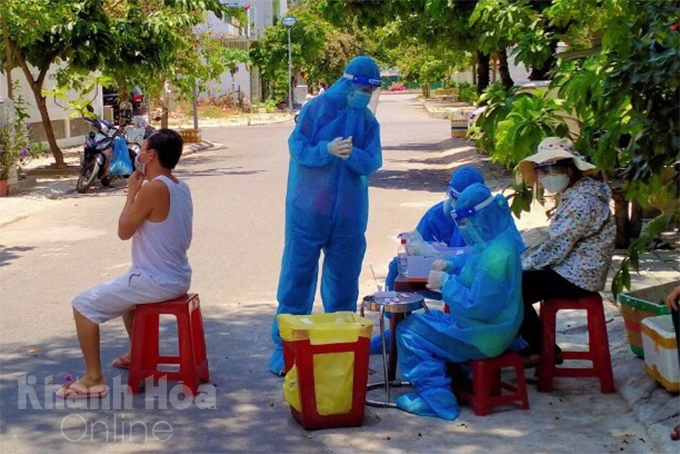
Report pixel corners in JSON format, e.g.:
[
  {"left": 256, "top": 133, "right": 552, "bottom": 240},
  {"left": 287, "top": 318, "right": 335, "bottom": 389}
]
[{"left": 348, "top": 90, "right": 372, "bottom": 109}]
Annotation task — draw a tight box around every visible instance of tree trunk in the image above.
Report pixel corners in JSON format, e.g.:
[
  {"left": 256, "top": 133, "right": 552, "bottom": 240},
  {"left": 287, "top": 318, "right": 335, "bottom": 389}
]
[
  {"left": 529, "top": 39, "right": 558, "bottom": 81},
  {"left": 161, "top": 103, "right": 169, "bottom": 129},
  {"left": 33, "top": 86, "right": 65, "bottom": 166},
  {"left": 476, "top": 51, "right": 490, "bottom": 95},
  {"left": 12, "top": 44, "right": 63, "bottom": 165},
  {"left": 629, "top": 199, "right": 644, "bottom": 239},
  {"left": 160, "top": 79, "right": 169, "bottom": 129},
  {"left": 2, "top": 21, "right": 12, "bottom": 99},
  {"left": 612, "top": 188, "right": 630, "bottom": 248},
  {"left": 497, "top": 49, "right": 514, "bottom": 90},
  {"left": 421, "top": 81, "right": 430, "bottom": 98}
]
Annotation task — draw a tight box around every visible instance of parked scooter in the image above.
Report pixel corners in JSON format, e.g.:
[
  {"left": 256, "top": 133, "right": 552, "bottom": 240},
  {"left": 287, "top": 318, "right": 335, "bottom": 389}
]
[
  {"left": 123, "top": 115, "right": 155, "bottom": 158},
  {"left": 76, "top": 106, "right": 135, "bottom": 193}
]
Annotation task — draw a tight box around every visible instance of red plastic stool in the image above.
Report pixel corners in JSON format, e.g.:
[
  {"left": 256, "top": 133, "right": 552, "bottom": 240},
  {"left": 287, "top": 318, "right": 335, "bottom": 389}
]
[
  {"left": 536, "top": 293, "right": 615, "bottom": 393},
  {"left": 127, "top": 293, "right": 209, "bottom": 396},
  {"left": 453, "top": 351, "right": 529, "bottom": 416}
]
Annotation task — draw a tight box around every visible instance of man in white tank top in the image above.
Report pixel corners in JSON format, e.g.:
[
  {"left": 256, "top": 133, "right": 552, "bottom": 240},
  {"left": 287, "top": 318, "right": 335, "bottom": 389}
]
[{"left": 58, "top": 129, "right": 193, "bottom": 399}]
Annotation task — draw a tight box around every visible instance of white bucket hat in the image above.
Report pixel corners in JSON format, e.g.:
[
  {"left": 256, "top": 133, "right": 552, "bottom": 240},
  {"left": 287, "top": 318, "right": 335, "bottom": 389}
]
[{"left": 519, "top": 137, "right": 597, "bottom": 185}]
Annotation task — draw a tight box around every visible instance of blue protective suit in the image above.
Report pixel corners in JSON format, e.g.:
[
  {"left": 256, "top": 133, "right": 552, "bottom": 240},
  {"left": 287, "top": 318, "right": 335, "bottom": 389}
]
[
  {"left": 395, "top": 183, "right": 525, "bottom": 420},
  {"left": 269, "top": 56, "right": 382, "bottom": 375},
  {"left": 385, "top": 166, "right": 484, "bottom": 291}
]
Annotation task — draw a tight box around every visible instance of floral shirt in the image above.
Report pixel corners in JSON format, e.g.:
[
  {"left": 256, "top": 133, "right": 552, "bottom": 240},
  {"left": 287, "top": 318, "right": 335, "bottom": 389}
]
[{"left": 522, "top": 177, "right": 615, "bottom": 292}]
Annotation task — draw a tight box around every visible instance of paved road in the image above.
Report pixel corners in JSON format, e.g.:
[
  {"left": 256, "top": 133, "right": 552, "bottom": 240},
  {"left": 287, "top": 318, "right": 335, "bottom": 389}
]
[{"left": 0, "top": 94, "right": 662, "bottom": 453}]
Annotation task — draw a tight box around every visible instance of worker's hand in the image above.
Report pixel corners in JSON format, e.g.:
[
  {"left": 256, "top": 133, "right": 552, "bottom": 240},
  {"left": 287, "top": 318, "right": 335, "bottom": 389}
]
[
  {"left": 343, "top": 136, "right": 353, "bottom": 150},
  {"left": 426, "top": 270, "right": 448, "bottom": 292},
  {"left": 328, "top": 137, "right": 352, "bottom": 160},
  {"left": 431, "top": 259, "right": 450, "bottom": 272},
  {"left": 665, "top": 285, "right": 680, "bottom": 311}
]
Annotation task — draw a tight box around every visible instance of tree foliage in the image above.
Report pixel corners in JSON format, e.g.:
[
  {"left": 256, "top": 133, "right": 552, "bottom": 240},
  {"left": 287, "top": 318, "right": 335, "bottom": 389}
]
[
  {"left": 250, "top": 5, "right": 366, "bottom": 103},
  {"left": 1, "top": 0, "right": 234, "bottom": 163}
]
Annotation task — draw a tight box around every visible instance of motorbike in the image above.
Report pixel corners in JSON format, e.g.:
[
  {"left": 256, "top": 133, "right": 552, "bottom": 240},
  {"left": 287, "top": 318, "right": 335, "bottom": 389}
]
[
  {"left": 123, "top": 115, "right": 155, "bottom": 158},
  {"left": 76, "top": 106, "right": 136, "bottom": 193}
]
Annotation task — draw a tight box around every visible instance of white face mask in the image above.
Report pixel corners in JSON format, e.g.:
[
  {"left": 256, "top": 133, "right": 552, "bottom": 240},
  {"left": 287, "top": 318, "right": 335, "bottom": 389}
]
[
  {"left": 443, "top": 196, "right": 456, "bottom": 216},
  {"left": 540, "top": 174, "right": 570, "bottom": 193},
  {"left": 135, "top": 151, "right": 153, "bottom": 176}
]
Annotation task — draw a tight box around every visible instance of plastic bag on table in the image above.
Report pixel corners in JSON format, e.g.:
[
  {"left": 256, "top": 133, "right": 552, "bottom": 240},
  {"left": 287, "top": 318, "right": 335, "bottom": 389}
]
[
  {"left": 108, "top": 136, "right": 133, "bottom": 176},
  {"left": 404, "top": 230, "right": 441, "bottom": 257}
]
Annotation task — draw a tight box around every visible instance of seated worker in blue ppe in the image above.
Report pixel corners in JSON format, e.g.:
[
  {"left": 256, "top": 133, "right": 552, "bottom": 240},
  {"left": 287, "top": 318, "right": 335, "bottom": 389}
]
[
  {"left": 268, "top": 56, "right": 383, "bottom": 376},
  {"left": 370, "top": 166, "right": 484, "bottom": 355},
  {"left": 384, "top": 165, "right": 485, "bottom": 291},
  {"left": 395, "top": 183, "right": 525, "bottom": 420}
]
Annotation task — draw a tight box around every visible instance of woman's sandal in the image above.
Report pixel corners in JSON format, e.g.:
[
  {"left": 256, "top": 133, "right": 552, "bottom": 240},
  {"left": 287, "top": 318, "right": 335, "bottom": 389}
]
[
  {"left": 56, "top": 382, "right": 109, "bottom": 399},
  {"left": 111, "top": 355, "right": 131, "bottom": 370}
]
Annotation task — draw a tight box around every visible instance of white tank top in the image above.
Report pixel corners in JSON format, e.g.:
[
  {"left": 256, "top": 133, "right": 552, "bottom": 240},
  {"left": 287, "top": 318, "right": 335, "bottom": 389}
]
[{"left": 131, "top": 175, "right": 193, "bottom": 290}]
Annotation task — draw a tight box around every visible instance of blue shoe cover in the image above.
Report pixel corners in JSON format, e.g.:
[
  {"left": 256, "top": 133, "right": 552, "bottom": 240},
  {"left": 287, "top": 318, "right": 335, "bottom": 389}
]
[
  {"left": 396, "top": 389, "right": 460, "bottom": 421},
  {"left": 268, "top": 343, "right": 285, "bottom": 376},
  {"left": 369, "top": 329, "right": 391, "bottom": 355},
  {"left": 508, "top": 335, "right": 528, "bottom": 351},
  {"left": 396, "top": 392, "right": 438, "bottom": 417}
]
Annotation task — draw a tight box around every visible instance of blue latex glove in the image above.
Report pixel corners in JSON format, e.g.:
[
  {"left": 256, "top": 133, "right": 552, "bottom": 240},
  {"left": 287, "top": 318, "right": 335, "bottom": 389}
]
[{"left": 327, "top": 136, "right": 352, "bottom": 160}]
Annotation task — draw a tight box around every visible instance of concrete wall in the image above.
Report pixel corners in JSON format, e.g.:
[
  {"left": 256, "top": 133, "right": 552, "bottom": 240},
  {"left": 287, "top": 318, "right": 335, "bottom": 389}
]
[{"left": 0, "top": 65, "right": 102, "bottom": 148}]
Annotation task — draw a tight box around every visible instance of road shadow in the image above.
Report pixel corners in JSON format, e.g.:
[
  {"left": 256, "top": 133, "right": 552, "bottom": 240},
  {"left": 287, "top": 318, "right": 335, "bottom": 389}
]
[
  {"left": 0, "top": 302, "right": 386, "bottom": 453},
  {"left": 373, "top": 140, "right": 513, "bottom": 193},
  {"left": 0, "top": 245, "right": 36, "bottom": 267},
  {"left": 176, "top": 154, "right": 266, "bottom": 179}
]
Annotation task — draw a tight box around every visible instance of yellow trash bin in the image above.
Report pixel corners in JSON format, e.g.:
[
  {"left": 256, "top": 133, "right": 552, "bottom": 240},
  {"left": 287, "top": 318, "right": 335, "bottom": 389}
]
[{"left": 278, "top": 312, "right": 372, "bottom": 430}]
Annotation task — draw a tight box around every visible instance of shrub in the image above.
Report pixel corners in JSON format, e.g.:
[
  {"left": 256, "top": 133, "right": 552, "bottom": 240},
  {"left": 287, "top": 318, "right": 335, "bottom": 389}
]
[{"left": 457, "top": 81, "right": 479, "bottom": 104}]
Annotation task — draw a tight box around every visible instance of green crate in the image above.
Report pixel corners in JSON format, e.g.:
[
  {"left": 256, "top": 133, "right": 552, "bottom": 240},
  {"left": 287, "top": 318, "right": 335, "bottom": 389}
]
[{"left": 618, "top": 281, "right": 677, "bottom": 358}]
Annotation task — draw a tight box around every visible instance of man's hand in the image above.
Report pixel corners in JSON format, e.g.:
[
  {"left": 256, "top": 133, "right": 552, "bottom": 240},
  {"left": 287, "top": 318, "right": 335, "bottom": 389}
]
[
  {"left": 118, "top": 177, "right": 161, "bottom": 240},
  {"left": 126, "top": 170, "right": 144, "bottom": 200},
  {"left": 665, "top": 285, "right": 680, "bottom": 311}
]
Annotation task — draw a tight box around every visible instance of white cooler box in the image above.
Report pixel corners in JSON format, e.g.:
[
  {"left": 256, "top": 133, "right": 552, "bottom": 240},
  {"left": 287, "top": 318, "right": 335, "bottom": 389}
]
[
  {"left": 406, "top": 247, "right": 469, "bottom": 279},
  {"left": 641, "top": 315, "right": 679, "bottom": 392}
]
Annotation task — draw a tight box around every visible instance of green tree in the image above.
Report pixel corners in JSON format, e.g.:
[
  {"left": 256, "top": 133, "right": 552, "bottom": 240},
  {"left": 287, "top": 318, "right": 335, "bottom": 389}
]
[
  {"left": 250, "top": 5, "right": 364, "bottom": 104},
  {"left": 173, "top": 32, "right": 250, "bottom": 101},
  {"left": 550, "top": 0, "right": 679, "bottom": 295},
  {"left": 1, "top": 0, "right": 230, "bottom": 165},
  {"left": 1, "top": 0, "right": 112, "bottom": 165}
]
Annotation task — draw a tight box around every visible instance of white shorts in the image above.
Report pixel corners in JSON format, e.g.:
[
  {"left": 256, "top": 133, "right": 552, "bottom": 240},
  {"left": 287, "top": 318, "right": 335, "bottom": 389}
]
[{"left": 72, "top": 268, "right": 188, "bottom": 324}]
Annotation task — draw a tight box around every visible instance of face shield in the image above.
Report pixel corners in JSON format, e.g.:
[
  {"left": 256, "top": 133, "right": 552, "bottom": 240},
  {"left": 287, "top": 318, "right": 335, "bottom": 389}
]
[
  {"left": 343, "top": 72, "right": 381, "bottom": 114},
  {"left": 443, "top": 184, "right": 460, "bottom": 215},
  {"left": 450, "top": 194, "right": 496, "bottom": 247}
]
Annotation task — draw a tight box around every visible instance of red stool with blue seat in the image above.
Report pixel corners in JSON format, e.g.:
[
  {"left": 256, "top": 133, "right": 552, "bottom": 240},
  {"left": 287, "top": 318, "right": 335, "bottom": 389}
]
[
  {"left": 536, "top": 293, "right": 615, "bottom": 393},
  {"left": 127, "top": 293, "right": 209, "bottom": 396}
]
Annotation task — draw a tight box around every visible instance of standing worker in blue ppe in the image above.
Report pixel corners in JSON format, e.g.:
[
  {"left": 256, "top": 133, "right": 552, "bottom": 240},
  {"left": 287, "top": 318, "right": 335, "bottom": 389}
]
[
  {"left": 269, "top": 56, "right": 383, "bottom": 375},
  {"left": 395, "top": 183, "right": 525, "bottom": 420},
  {"left": 384, "top": 165, "right": 485, "bottom": 291}
]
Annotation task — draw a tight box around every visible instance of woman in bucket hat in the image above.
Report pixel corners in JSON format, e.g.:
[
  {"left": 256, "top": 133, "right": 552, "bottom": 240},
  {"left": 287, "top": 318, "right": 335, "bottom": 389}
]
[{"left": 517, "top": 137, "right": 616, "bottom": 367}]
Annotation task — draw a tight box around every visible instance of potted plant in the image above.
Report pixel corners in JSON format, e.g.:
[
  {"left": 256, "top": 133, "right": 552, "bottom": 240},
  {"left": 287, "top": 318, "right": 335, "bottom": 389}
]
[{"left": 0, "top": 96, "right": 32, "bottom": 196}]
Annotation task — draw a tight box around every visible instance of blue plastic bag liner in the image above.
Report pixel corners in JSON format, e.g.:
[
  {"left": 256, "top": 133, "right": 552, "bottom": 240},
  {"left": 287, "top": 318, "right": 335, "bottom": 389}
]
[{"left": 109, "top": 136, "right": 133, "bottom": 176}]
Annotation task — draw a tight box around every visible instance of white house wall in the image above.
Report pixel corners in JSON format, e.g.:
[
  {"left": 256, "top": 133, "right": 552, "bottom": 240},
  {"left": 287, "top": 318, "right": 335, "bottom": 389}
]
[
  {"left": 196, "top": 1, "right": 288, "bottom": 104},
  {"left": 0, "top": 64, "right": 102, "bottom": 148}
]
